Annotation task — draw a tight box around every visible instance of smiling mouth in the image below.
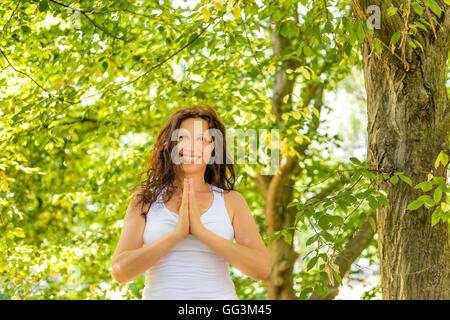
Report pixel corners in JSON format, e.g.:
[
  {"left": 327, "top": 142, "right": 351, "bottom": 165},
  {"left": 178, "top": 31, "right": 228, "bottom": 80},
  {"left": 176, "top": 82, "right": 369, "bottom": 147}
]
[{"left": 180, "top": 154, "right": 202, "bottom": 162}]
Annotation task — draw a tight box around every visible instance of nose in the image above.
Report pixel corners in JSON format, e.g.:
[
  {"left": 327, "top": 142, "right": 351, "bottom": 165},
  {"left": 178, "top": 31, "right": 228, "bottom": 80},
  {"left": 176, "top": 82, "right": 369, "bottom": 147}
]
[{"left": 179, "top": 139, "right": 202, "bottom": 156}]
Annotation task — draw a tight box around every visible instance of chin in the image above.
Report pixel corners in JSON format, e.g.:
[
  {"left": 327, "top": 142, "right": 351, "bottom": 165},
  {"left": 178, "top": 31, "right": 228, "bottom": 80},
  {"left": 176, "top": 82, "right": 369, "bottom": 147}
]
[{"left": 181, "top": 163, "right": 206, "bottom": 174}]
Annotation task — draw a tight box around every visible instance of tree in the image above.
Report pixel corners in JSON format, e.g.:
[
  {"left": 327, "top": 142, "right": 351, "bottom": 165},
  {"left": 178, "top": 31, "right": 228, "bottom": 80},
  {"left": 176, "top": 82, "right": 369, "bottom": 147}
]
[
  {"left": 350, "top": 0, "right": 449, "bottom": 299},
  {"left": 1, "top": 0, "right": 447, "bottom": 300}
]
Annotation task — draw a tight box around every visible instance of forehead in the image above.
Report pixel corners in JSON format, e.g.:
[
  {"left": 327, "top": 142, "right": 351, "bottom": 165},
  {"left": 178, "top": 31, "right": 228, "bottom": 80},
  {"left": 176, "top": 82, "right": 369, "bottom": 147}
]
[{"left": 179, "top": 118, "right": 210, "bottom": 133}]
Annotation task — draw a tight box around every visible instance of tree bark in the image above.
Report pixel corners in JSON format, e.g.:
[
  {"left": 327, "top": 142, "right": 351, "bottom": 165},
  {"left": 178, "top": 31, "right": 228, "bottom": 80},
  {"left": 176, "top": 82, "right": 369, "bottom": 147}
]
[
  {"left": 353, "top": 0, "right": 450, "bottom": 299},
  {"left": 260, "top": 13, "right": 303, "bottom": 300},
  {"left": 263, "top": 173, "right": 300, "bottom": 300}
]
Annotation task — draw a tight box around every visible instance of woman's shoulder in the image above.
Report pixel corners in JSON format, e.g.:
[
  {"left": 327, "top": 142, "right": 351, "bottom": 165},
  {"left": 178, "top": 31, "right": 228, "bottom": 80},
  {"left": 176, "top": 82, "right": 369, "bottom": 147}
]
[
  {"left": 223, "top": 189, "right": 247, "bottom": 211},
  {"left": 222, "top": 189, "right": 243, "bottom": 199}
]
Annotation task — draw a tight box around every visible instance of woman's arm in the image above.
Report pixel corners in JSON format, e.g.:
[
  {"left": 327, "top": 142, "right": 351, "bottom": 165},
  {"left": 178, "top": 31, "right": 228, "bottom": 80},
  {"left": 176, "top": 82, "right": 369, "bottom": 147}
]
[
  {"left": 197, "top": 191, "right": 271, "bottom": 281},
  {"left": 112, "top": 232, "right": 182, "bottom": 284},
  {"left": 111, "top": 191, "right": 182, "bottom": 284}
]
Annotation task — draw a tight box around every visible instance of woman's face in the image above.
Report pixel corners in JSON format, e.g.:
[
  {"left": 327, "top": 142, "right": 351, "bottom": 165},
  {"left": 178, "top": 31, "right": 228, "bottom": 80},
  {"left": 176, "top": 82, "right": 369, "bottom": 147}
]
[{"left": 174, "top": 117, "right": 214, "bottom": 175}]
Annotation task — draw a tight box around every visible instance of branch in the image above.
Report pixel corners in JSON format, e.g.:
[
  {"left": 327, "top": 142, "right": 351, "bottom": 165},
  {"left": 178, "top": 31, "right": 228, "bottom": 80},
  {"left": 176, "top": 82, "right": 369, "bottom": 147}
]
[
  {"left": 308, "top": 211, "right": 377, "bottom": 300},
  {"left": 48, "top": 0, "right": 130, "bottom": 42},
  {"left": 3, "top": 0, "right": 22, "bottom": 33},
  {"left": 258, "top": 82, "right": 325, "bottom": 210},
  {"left": 258, "top": 22, "right": 270, "bottom": 30},
  {"left": 252, "top": 174, "right": 270, "bottom": 198},
  {"left": 52, "top": 16, "right": 215, "bottom": 118},
  {"left": 0, "top": 48, "right": 72, "bottom": 103},
  {"left": 284, "top": 170, "right": 352, "bottom": 232},
  {"left": 41, "top": 116, "right": 117, "bottom": 129},
  {"left": 270, "top": 30, "right": 300, "bottom": 122},
  {"left": 423, "top": 0, "right": 437, "bottom": 39}
]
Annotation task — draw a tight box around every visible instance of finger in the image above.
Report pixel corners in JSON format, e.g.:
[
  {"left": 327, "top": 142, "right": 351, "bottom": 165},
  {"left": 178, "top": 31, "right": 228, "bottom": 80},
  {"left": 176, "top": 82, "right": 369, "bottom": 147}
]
[
  {"left": 181, "top": 178, "right": 188, "bottom": 212},
  {"left": 188, "top": 178, "right": 193, "bottom": 202},
  {"left": 187, "top": 178, "right": 192, "bottom": 212}
]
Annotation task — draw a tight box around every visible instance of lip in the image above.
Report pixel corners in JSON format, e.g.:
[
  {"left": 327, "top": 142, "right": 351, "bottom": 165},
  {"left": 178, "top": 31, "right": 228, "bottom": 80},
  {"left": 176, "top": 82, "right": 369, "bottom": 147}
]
[
  {"left": 180, "top": 154, "right": 202, "bottom": 163},
  {"left": 180, "top": 154, "right": 202, "bottom": 158}
]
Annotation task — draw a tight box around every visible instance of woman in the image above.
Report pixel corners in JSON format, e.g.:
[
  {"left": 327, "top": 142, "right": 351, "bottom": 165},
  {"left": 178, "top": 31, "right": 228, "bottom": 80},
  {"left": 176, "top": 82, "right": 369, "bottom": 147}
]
[{"left": 111, "top": 105, "right": 271, "bottom": 300}]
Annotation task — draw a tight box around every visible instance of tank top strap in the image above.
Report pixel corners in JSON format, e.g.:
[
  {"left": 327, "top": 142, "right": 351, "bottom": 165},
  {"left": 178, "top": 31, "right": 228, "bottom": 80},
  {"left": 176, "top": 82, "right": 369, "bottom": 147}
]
[
  {"left": 147, "top": 188, "right": 166, "bottom": 217},
  {"left": 209, "top": 184, "right": 223, "bottom": 194},
  {"left": 211, "top": 186, "right": 234, "bottom": 237}
]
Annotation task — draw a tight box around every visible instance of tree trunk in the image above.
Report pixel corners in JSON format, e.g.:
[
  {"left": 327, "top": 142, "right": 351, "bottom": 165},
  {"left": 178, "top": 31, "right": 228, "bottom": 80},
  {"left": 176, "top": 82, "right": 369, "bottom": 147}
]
[
  {"left": 263, "top": 175, "right": 299, "bottom": 300},
  {"left": 358, "top": 3, "right": 450, "bottom": 298}
]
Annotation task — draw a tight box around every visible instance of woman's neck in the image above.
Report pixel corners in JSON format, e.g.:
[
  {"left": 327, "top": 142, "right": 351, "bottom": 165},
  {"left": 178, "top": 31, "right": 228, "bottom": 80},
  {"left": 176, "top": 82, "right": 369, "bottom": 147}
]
[{"left": 175, "top": 176, "right": 210, "bottom": 193}]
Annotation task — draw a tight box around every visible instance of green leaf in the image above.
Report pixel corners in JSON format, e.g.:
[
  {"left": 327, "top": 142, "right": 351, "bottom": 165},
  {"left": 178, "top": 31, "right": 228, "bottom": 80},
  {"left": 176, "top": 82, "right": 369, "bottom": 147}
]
[
  {"left": 376, "top": 194, "right": 391, "bottom": 209},
  {"left": 303, "top": 46, "right": 313, "bottom": 57},
  {"left": 333, "top": 269, "right": 342, "bottom": 285},
  {"left": 299, "top": 66, "right": 311, "bottom": 80},
  {"left": 435, "top": 152, "right": 448, "bottom": 168},
  {"left": 434, "top": 152, "right": 442, "bottom": 169},
  {"left": 299, "top": 287, "right": 313, "bottom": 300},
  {"left": 390, "top": 175, "right": 399, "bottom": 185},
  {"left": 424, "top": 197, "right": 435, "bottom": 208},
  {"left": 399, "top": 174, "right": 412, "bottom": 186},
  {"left": 349, "top": 157, "right": 361, "bottom": 165},
  {"left": 414, "top": 21, "right": 428, "bottom": 31},
  {"left": 407, "top": 38, "right": 417, "bottom": 49},
  {"left": 391, "top": 32, "right": 401, "bottom": 45},
  {"left": 417, "top": 195, "right": 433, "bottom": 203},
  {"left": 271, "top": 231, "right": 282, "bottom": 241},
  {"left": 329, "top": 215, "right": 344, "bottom": 227},
  {"left": 318, "top": 215, "right": 331, "bottom": 229},
  {"left": 320, "top": 231, "right": 334, "bottom": 242},
  {"left": 39, "top": 0, "right": 49, "bottom": 12},
  {"left": 407, "top": 195, "right": 432, "bottom": 211},
  {"left": 368, "top": 196, "right": 378, "bottom": 210},
  {"left": 356, "top": 20, "right": 365, "bottom": 42},
  {"left": 433, "top": 186, "right": 443, "bottom": 204},
  {"left": 368, "top": 216, "right": 377, "bottom": 232},
  {"left": 336, "top": 198, "right": 349, "bottom": 212},
  {"left": 21, "top": 26, "right": 31, "bottom": 34},
  {"left": 426, "top": 0, "right": 443, "bottom": 18},
  {"left": 431, "top": 207, "right": 442, "bottom": 226},
  {"left": 306, "top": 233, "right": 319, "bottom": 246},
  {"left": 282, "top": 230, "right": 293, "bottom": 245},
  {"left": 407, "top": 199, "right": 423, "bottom": 211},
  {"left": 442, "top": 152, "right": 449, "bottom": 167},
  {"left": 411, "top": 2, "right": 424, "bottom": 16},
  {"left": 414, "top": 181, "right": 433, "bottom": 192},
  {"left": 413, "top": 39, "right": 424, "bottom": 53},
  {"left": 287, "top": 201, "right": 297, "bottom": 208},
  {"left": 315, "top": 280, "right": 329, "bottom": 297},
  {"left": 307, "top": 256, "right": 319, "bottom": 271},
  {"left": 13, "top": 228, "right": 25, "bottom": 238},
  {"left": 373, "top": 38, "right": 382, "bottom": 56},
  {"left": 387, "top": 6, "right": 398, "bottom": 17}
]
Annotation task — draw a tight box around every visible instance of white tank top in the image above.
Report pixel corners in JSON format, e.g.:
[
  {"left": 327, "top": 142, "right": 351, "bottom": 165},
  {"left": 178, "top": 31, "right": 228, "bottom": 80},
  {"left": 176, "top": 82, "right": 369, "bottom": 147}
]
[{"left": 142, "top": 184, "right": 239, "bottom": 300}]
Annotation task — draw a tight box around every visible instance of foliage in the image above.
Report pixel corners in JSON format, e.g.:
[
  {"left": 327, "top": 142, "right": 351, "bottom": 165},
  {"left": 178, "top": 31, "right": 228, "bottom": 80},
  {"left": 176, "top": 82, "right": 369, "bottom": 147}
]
[{"left": 1, "top": 0, "right": 448, "bottom": 300}]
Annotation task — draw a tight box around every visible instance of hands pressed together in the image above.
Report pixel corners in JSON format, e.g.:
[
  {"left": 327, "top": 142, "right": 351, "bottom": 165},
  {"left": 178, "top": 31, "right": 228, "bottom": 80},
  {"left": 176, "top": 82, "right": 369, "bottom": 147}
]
[{"left": 173, "top": 178, "right": 206, "bottom": 240}]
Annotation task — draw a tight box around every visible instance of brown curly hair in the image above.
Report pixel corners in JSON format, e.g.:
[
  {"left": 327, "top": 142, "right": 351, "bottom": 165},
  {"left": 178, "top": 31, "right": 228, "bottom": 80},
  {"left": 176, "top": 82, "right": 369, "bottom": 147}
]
[{"left": 133, "top": 104, "right": 236, "bottom": 220}]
